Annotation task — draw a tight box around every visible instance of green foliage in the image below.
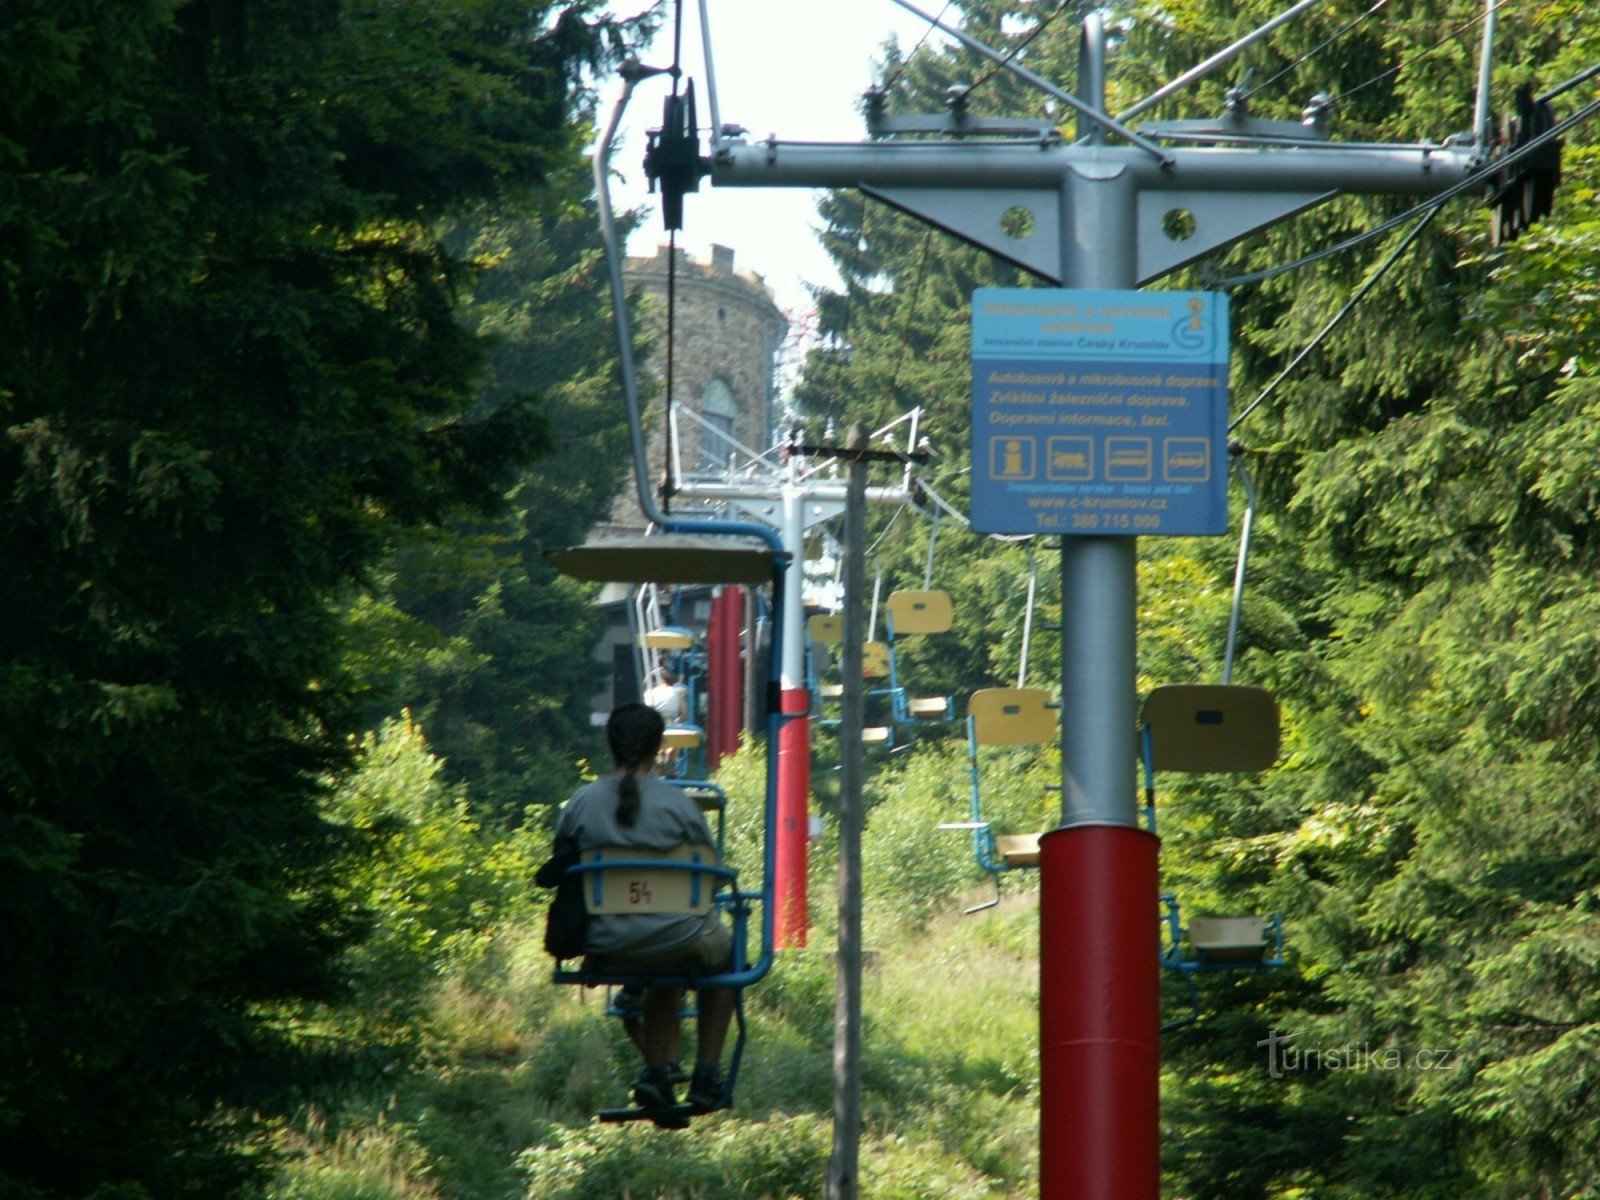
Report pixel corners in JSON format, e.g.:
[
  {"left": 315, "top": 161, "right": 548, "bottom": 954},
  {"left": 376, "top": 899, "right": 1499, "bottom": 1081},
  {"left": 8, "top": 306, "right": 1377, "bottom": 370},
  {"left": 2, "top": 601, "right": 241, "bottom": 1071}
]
[
  {"left": 0, "top": 1, "right": 641, "bottom": 1196},
  {"left": 518, "top": 1114, "right": 831, "bottom": 1200}
]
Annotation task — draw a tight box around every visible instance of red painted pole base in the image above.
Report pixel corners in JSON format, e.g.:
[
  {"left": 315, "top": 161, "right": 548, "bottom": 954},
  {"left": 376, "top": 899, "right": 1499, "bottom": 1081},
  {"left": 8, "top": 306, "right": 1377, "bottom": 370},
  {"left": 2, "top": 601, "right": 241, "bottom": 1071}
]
[
  {"left": 1039, "top": 823, "right": 1160, "bottom": 1200},
  {"left": 774, "top": 687, "right": 811, "bottom": 948}
]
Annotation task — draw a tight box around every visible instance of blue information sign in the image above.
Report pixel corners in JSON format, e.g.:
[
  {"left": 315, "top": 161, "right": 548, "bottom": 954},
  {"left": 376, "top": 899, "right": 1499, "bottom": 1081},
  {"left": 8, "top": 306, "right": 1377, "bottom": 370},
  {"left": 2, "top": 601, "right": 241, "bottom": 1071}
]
[{"left": 971, "top": 287, "right": 1230, "bottom": 536}]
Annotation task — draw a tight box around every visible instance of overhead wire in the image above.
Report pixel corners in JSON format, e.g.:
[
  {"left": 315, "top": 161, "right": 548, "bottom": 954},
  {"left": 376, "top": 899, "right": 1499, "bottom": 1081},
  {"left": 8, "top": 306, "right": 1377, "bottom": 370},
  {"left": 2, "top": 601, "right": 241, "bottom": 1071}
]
[
  {"left": 1330, "top": 0, "right": 1503, "bottom": 109},
  {"left": 1215, "top": 90, "right": 1600, "bottom": 290},
  {"left": 1238, "top": 0, "right": 1394, "bottom": 103},
  {"left": 880, "top": 0, "right": 958, "bottom": 93},
  {"left": 961, "top": 2, "right": 1076, "bottom": 100},
  {"left": 1228, "top": 203, "right": 1443, "bottom": 432}
]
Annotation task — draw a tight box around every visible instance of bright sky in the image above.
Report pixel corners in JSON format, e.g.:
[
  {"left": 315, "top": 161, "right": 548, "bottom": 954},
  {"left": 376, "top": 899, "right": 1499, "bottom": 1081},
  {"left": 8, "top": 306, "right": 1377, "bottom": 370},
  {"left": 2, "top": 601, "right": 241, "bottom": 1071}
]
[{"left": 603, "top": 2, "right": 947, "bottom": 319}]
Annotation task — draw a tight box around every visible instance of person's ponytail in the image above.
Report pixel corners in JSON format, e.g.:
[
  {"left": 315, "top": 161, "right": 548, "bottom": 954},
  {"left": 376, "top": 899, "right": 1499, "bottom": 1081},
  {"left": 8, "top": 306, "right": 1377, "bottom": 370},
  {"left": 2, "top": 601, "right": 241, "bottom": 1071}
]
[
  {"left": 617, "top": 769, "right": 642, "bottom": 827},
  {"left": 606, "top": 703, "right": 665, "bottom": 827}
]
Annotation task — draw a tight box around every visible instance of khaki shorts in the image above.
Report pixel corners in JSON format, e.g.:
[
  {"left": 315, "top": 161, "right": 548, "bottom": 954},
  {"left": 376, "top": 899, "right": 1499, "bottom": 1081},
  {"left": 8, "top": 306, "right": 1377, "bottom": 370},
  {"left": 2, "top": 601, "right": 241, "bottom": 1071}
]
[{"left": 586, "top": 915, "right": 733, "bottom": 976}]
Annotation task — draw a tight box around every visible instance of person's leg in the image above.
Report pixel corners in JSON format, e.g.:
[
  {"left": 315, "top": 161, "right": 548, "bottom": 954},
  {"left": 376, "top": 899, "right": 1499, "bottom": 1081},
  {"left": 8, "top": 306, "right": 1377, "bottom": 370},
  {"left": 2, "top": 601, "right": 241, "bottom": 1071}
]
[
  {"left": 639, "top": 985, "right": 684, "bottom": 1069},
  {"left": 693, "top": 986, "right": 736, "bottom": 1065},
  {"left": 686, "top": 985, "right": 736, "bottom": 1111}
]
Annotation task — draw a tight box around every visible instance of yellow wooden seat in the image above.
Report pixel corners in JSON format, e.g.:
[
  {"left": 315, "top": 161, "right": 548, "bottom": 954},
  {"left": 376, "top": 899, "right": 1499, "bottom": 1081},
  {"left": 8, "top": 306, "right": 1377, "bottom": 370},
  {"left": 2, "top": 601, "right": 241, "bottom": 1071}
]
[
  {"left": 1187, "top": 915, "right": 1269, "bottom": 963},
  {"left": 641, "top": 627, "right": 694, "bottom": 651},
  {"left": 808, "top": 613, "right": 843, "bottom": 646},
  {"left": 862, "top": 726, "right": 893, "bottom": 747},
  {"left": 884, "top": 589, "right": 954, "bottom": 636},
  {"left": 677, "top": 785, "right": 725, "bottom": 812},
  {"left": 579, "top": 844, "right": 723, "bottom": 915},
  {"left": 660, "top": 724, "right": 704, "bottom": 751},
  {"left": 967, "top": 687, "right": 1056, "bottom": 746},
  {"left": 1141, "top": 684, "right": 1280, "bottom": 773},
  {"left": 818, "top": 682, "right": 844, "bottom": 699},
  {"left": 993, "top": 833, "right": 1043, "bottom": 868},
  {"left": 908, "top": 695, "right": 952, "bottom": 719}
]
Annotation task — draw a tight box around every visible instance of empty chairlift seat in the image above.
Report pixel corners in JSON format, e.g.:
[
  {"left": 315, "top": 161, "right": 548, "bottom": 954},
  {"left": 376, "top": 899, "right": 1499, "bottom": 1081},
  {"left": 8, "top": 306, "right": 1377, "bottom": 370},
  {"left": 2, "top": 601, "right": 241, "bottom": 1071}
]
[
  {"left": 885, "top": 591, "right": 955, "bottom": 720},
  {"left": 641, "top": 626, "right": 695, "bottom": 651},
  {"left": 660, "top": 725, "right": 705, "bottom": 751},
  {"left": 807, "top": 613, "right": 843, "bottom": 646},
  {"left": 968, "top": 687, "right": 1057, "bottom": 747},
  {"left": 963, "top": 688, "right": 1058, "bottom": 875},
  {"left": 1186, "top": 916, "right": 1270, "bottom": 964}
]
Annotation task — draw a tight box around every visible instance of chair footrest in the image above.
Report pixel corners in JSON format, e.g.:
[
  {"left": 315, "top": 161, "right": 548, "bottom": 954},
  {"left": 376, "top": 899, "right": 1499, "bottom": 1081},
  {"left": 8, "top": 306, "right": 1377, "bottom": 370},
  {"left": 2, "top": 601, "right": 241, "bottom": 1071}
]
[{"left": 599, "top": 1103, "right": 694, "bottom": 1126}]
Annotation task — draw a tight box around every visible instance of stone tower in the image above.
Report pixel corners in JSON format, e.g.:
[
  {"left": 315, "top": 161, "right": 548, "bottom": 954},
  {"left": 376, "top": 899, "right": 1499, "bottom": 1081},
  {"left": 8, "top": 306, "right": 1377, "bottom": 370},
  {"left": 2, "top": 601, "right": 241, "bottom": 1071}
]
[{"left": 601, "top": 243, "right": 787, "bottom": 534}]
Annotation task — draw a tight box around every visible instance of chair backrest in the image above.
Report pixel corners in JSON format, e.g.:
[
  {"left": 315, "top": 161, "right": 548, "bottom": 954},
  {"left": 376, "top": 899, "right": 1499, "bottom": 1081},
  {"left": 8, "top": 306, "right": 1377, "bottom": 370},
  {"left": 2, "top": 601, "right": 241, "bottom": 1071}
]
[
  {"left": 580, "top": 843, "right": 721, "bottom": 916},
  {"left": 968, "top": 687, "right": 1056, "bottom": 746},
  {"left": 862, "top": 641, "right": 891, "bottom": 679},
  {"left": 885, "top": 590, "right": 954, "bottom": 636},
  {"left": 1141, "top": 684, "right": 1280, "bottom": 773},
  {"left": 808, "top": 613, "right": 843, "bottom": 646}
]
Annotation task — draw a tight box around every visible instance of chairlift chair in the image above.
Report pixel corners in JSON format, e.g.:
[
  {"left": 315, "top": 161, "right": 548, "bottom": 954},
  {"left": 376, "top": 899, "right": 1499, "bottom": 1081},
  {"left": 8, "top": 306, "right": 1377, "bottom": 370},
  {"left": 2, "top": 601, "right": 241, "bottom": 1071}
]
[
  {"left": 1142, "top": 684, "right": 1286, "bottom": 978},
  {"left": 883, "top": 589, "right": 956, "bottom": 722},
  {"left": 946, "top": 688, "right": 1058, "bottom": 909},
  {"left": 545, "top": 531, "right": 790, "bottom": 1121}
]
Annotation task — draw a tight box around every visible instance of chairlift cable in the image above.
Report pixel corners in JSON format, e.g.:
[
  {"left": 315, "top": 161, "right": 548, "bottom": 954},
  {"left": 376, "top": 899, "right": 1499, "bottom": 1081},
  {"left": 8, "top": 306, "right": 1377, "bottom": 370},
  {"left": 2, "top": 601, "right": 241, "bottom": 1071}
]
[
  {"left": 1329, "top": 0, "right": 1504, "bottom": 110},
  {"left": 880, "top": 0, "right": 959, "bottom": 93},
  {"left": 1238, "top": 0, "right": 1394, "bottom": 104},
  {"left": 961, "top": 1, "right": 1076, "bottom": 101},
  {"left": 887, "top": 229, "right": 936, "bottom": 399},
  {"left": 867, "top": 502, "right": 908, "bottom": 557},
  {"left": 1216, "top": 93, "right": 1600, "bottom": 291},
  {"left": 1018, "top": 547, "right": 1039, "bottom": 689},
  {"left": 1228, "top": 203, "right": 1442, "bottom": 432}
]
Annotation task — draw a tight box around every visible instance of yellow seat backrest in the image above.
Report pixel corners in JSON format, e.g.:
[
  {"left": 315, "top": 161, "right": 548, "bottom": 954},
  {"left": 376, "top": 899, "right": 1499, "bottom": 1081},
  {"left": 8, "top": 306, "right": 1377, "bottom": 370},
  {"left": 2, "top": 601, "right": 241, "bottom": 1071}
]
[
  {"left": 1141, "top": 684, "right": 1280, "bottom": 773},
  {"left": 808, "top": 614, "right": 843, "bottom": 646},
  {"left": 967, "top": 687, "right": 1056, "bottom": 746},
  {"left": 580, "top": 844, "right": 721, "bottom": 916},
  {"left": 862, "top": 641, "right": 891, "bottom": 679},
  {"left": 885, "top": 590, "right": 954, "bottom": 636}
]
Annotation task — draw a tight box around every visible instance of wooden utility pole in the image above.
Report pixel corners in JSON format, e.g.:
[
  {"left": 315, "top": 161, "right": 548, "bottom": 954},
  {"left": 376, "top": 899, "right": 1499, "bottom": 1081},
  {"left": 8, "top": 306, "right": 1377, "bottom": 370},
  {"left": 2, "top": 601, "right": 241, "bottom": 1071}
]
[{"left": 826, "top": 424, "right": 868, "bottom": 1200}]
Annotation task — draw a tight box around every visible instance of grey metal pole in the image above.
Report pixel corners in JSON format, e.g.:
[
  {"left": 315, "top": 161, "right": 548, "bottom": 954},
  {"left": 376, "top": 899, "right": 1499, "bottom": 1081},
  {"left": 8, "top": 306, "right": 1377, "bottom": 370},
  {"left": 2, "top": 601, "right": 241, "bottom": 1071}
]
[
  {"left": 1059, "top": 161, "right": 1140, "bottom": 827},
  {"left": 827, "top": 425, "right": 868, "bottom": 1200}
]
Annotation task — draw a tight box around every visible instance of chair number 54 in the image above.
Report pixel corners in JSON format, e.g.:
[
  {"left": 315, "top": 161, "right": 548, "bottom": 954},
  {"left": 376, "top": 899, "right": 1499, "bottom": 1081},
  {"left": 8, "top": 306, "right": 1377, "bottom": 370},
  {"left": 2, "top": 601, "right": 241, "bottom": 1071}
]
[{"left": 629, "top": 881, "right": 652, "bottom": 905}]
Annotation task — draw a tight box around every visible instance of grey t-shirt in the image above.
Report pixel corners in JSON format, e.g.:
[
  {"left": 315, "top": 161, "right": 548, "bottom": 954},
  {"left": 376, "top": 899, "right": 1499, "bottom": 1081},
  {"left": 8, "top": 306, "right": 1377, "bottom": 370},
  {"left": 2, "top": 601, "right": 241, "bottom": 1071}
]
[{"left": 554, "top": 772, "right": 717, "bottom": 957}]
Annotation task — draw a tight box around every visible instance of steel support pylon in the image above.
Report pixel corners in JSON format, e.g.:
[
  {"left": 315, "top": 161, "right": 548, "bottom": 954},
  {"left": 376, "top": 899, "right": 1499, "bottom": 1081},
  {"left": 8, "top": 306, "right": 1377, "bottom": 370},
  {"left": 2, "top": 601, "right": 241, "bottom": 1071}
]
[{"left": 695, "top": 16, "right": 1482, "bottom": 1195}]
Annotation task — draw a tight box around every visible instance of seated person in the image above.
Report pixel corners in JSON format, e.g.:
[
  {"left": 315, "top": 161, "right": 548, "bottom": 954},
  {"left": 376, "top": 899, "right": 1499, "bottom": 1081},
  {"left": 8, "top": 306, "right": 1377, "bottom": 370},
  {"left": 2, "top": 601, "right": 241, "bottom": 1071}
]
[
  {"left": 643, "top": 667, "right": 690, "bottom": 725},
  {"left": 551, "top": 703, "right": 734, "bottom": 1121}
]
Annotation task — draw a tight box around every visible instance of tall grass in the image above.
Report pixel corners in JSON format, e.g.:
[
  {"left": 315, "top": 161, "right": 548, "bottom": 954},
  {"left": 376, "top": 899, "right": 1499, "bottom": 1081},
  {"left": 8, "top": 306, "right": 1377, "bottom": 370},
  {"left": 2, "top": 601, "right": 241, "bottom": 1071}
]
[{"left": 274, "top": 734, "right": 1046, "bottom": 1199}]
